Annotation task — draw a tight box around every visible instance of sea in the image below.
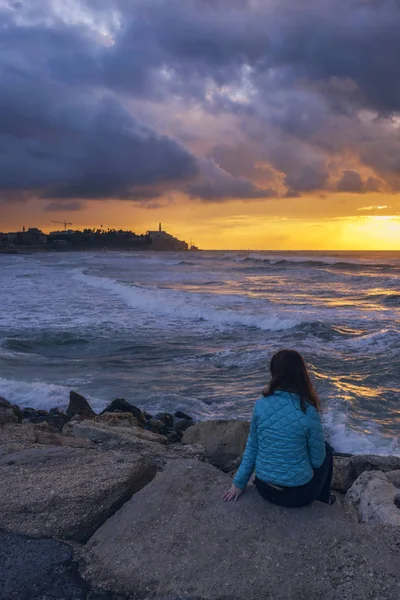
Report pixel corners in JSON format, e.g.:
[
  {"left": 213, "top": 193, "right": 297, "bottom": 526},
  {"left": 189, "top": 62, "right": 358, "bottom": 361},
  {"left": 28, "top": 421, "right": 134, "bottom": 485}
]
[{"left": 0, "top": 250, "right": 399, "bottom": 456}]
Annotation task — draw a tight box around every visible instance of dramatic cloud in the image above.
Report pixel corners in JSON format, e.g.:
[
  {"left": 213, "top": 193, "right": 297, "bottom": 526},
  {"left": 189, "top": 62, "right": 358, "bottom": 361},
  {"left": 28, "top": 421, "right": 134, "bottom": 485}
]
[{"left": 1, "top": 0, "right": 400, "bottom": 211}]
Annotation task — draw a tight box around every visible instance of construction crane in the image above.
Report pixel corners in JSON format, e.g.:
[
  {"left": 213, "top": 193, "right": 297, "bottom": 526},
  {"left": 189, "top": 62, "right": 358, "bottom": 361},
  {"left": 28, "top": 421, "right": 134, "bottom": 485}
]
[{"left": 51, "top": 220, "right": 72, "bottom": 231}]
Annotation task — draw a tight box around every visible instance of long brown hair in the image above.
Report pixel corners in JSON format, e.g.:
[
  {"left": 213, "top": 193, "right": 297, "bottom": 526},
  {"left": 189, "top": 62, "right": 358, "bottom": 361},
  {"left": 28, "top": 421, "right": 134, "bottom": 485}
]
[{"left": 263, "top": 349, "right": 321, "bottom": 412}]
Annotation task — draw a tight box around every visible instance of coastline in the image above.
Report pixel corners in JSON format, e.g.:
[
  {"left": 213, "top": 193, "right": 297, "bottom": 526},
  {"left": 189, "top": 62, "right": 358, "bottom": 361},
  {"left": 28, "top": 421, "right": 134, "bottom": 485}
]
[{"left": 1, "top": 393, "right": 400, "bottom": 599}]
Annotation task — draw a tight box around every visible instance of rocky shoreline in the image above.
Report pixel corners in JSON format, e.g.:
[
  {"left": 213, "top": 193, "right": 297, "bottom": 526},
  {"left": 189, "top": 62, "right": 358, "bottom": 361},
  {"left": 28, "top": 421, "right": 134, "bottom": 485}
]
[{"left": 1, "top": 392, "right": 400, "bottom": 600}]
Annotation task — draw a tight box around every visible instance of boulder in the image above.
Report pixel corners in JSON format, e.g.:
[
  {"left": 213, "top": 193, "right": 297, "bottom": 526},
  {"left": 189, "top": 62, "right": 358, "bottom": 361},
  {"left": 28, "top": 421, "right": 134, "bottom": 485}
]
[
  {"left": 0, "top": 397, "right": 19, "bottom": 424},
  {"left": 174, "top": 418, "right": 194, "bottom": 433},
  {"left": 165, "top": 430, "right": 182, "bottom": 443},
  {"left": 0, "top": 446, "right": 156, "bottom": 542},
  {"left": 46, "top": 407, "right": 70, "bottom": 431},
  {"left": 155, "top": 412, "right": 174, "bottom": 428},
  {"left": 73, "top": 420, "right": 167, "bottom": 447},
  {"left": 83, "top": 460, "right": 400, "bottom": 600},
  {"left": 174, "top": 410, "right": 193, "bottom": 421},
  {"left": 62, "top": 414, "right": 89, "bottom": 436},
  {"left": 32, "top": 423, "right": 95, "bottom": 448},
  {"left": 146, "top": 418, "right": 169, "bottom": 435},
  {"left": 100, "top": 398, "right": 145, "bottom": 424},
  {"left": 182, "top": 419, "right": 250, "bottom": 472},
  {"left": 346, "top": 470, "right": 400, "bottom": 527},
  {"left": 21, "top": 407, "right": 69, "bottom": 431},
  {"left": 95, "top": 411, "right": 139, "bottom": 428},
  {"left": 67, "top": 391, "right": 96, "bottom": 419},
  {"left": 386, "top": 470, "right": 400, "bottom": 488},
  {"left": 333, "top": 454, "right": 400, "bottom": 492}
]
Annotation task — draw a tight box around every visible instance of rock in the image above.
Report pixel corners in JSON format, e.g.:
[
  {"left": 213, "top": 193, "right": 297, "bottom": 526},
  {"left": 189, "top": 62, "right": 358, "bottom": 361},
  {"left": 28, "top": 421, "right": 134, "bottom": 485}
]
[
  {"left": 346, "top": 471, "right": 400, "bottom": 526},
  {"left": 0, "top": 423, "right": 92, "bottom": 458},
  {"left": 32, "top": 423, "right": 95, "bottom": 448},
  {"left": 182, "top": 419, "right": 250, "bottom": 472},
  {"left": 0, "top": 397, "right": 19, "bottom": 424},
  {"left": 155, "top": 412, "right": 174, "bottom": 428},
  {"left": 47, "top": 407, "right": 70, "bottom": 431},
  {"left": 67, "top": 391, "right": 96, "bottom": 419},
  {"left": 165, "top": 430, "right": 182, "bottom": 443},
  {"left": 95, "top": 412, "right": 139, "bottom": 428},
  {"left": 11, "top": 403, "right": 23, "bottom": 423},
  {"left": 0, "top": 446, "right": 156, "bottom": 542},
  {"left": 146, "top": 418, "right": 169, "bottom": 435},
  {"left": 83, "top": 460, "right": 400, "bottom": 600},
  {"left": 100, "top": 398, "right": 145, "bottom": 423},
  {"left": 174, "top": 410, "right": 193, "bottom": 421},
  {"left": 21, "top": 407, "right": 69, "bottom": 431},
  {"left": 333, "top": 454, "right": 400, "bottom": 492},
  {"left": 386, "top": 470, "right": 400, "bottom": 488},
  {"left": 33, "top": 420, "right": 59, "bottom": 433},
  {"left": 62, "top": 414, "right": 89, "bottom": 436},
  {"left": 174, "top": 418, "right": 194, "bottom": 433},
  {"left": 73, "top": 420, "right": 167, "bottom": 446}
]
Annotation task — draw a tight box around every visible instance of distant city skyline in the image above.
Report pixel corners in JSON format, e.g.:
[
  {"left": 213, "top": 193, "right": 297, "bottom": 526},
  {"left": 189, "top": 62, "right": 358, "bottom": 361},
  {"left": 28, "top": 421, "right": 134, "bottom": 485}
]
[{"left": 1, "top": 1, "right": 399, "bottom": 250}]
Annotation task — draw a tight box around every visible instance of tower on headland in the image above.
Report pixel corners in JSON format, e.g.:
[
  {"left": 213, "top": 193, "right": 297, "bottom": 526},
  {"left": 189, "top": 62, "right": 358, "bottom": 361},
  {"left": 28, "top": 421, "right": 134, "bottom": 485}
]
[{"left": 159, "top": 222, "right": 162, "bottom": 232}]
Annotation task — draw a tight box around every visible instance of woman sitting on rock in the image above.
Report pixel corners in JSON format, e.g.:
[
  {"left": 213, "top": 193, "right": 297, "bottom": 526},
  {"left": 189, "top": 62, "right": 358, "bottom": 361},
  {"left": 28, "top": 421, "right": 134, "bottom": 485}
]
[{"left": 223, "top": 349, "right": 335, "bottom": 507}]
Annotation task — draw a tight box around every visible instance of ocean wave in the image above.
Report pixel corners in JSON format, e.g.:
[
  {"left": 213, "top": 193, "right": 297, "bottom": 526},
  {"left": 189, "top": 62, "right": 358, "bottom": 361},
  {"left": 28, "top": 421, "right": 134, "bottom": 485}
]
[
  {"left": 228, "top": 253, "right": 398, "bottom": 273},
  {"left": 366, "top": 293, "right": 400, "bottom": 307},
  {"left": 72, "top": 269, "right": 307, "bottom": 332},
  {"left": 2, "top": 334, "right": 92, "bottom": 354},
  {"left": 342, "top": 328, "right": 400, "bottom": 352},
  {"left": 0, "top": 377, "right": 72, "bottom": 410},
  {"left": 323, "top": 405, "right": 400, "bottom": 456},
  {"left": 0, "top": 377, "right": 104, "bottom": 412}
]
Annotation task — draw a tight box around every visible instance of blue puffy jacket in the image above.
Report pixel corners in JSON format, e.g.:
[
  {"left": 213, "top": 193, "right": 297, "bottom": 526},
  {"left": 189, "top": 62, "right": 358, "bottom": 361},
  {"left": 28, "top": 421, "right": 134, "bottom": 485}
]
[{"left": 233, "top": 390, "right": 326, "bottom": 489}]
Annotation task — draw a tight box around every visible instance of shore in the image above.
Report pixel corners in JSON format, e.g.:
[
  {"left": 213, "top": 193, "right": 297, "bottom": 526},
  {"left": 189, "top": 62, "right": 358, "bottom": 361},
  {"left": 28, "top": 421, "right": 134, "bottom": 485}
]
[{"left": 1, "top": 393, "right": 400, "bottom": 599}]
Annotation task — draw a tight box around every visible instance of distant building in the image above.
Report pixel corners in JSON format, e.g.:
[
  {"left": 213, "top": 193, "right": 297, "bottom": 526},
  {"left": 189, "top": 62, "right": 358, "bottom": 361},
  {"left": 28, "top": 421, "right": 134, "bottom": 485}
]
[
  {"left": 146, "top": 223, "right": 188, "bottom": 251},
  {"left": 17, "top": 228, "right": 47, "bottom": 245},
  {"left": 0, "top": 232, "right": 9, "bottom": 246},
  {"left": 50, "top": 229, "right": 76, "bottom": 236}
]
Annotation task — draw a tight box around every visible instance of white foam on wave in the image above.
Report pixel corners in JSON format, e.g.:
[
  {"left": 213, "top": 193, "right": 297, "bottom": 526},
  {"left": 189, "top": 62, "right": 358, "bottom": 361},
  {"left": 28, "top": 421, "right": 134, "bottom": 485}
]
[
  {"left": 323, "top": 406, "right": 400, "bottom": 456},
  {"left": 0, "top": 377, "right": 103, "bottom": 412},
  {"left": 0, "top": 377, "right": 71, "bottom": 410},
  {"left": 72, "top": 269, "right": 305, "bottom": 332},
  {"left": 341, "top": 328, "right": 400, "bottom": 352}
]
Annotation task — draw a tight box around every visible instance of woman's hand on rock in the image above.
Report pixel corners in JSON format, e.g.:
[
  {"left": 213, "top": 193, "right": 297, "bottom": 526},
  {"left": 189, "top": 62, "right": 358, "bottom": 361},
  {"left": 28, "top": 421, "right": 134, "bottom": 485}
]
[{"left": 223, "top": 484, "right": 244, "bottom": 502}]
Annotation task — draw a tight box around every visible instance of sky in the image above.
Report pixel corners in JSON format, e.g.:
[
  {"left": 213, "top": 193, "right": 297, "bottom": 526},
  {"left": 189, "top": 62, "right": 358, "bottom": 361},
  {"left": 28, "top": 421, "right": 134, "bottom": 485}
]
[{"left": 0, "top": 0, "right": 400, "bottom": 250}]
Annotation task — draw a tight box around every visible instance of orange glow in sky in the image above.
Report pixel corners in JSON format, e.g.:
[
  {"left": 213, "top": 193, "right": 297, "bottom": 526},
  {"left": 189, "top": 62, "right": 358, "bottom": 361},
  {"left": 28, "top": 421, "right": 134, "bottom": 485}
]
[{"left": 5, "top": 194, "right": 398, "bottom": 251}]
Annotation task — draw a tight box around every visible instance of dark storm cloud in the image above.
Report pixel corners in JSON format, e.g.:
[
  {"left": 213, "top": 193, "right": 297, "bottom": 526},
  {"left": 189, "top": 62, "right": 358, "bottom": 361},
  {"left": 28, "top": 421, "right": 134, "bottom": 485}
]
[
  {"left": 1, "top": 0, "right": 400, "bottom": 206},
  {"left": 188, "top": 159, "right": 275, "bottom": 201},
  {"left": 337, "top": 171, "right": 365, "bottom": 193},
  {"left": 0, "top": 3, "right": 274, "bottom": 205},
  {"left": 0, "top": 66, "right": 198, "bottom": 201}
]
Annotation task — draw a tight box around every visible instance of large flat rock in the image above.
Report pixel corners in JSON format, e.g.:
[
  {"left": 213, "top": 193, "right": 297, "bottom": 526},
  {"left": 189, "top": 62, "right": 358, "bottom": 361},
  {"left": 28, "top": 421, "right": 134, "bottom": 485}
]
[
  {"left": 0, "top": 446, "right": 156, "bottom": 542},
  {"left": 84, "top": 460, "right": 400, "bottom": 600}
]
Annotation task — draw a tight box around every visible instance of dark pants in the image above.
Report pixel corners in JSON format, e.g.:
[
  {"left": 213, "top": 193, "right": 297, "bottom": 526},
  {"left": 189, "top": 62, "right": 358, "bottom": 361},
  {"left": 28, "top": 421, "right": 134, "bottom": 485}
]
[{"left": 254, "top": 443, "right": 333, "bottom": 508}]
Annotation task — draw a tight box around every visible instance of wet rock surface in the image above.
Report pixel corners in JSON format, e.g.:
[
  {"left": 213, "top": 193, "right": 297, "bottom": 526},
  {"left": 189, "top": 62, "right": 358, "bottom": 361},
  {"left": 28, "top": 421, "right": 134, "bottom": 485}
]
[{"left": 0, "top": 531, "right": 127, "bottom": 600}]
